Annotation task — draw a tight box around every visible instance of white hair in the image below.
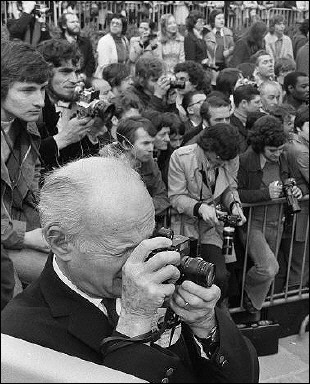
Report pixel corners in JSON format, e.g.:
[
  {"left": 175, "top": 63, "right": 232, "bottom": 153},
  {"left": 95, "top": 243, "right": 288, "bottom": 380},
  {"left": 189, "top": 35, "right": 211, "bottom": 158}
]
[{"left": 39, "top": 156, "right": 154, "bottom": 253}]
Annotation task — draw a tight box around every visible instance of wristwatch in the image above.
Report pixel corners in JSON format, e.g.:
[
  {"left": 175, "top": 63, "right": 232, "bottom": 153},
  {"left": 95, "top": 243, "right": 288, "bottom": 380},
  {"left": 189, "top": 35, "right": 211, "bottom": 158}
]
[{"left": 195, "top": 325, "right": 220, "bottom": 359}]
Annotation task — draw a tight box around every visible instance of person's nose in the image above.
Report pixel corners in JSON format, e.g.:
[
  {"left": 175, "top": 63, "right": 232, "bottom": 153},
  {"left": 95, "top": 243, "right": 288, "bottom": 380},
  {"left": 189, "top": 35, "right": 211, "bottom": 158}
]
[
  {"left": 68, "top": 71, "right": 78, "bottom": 83},
  {"left": 164, "top": 133, "right": 170, "bottom": 142},
  {"left": 33, "top": 89, "right": 45, "bottom": 108}
]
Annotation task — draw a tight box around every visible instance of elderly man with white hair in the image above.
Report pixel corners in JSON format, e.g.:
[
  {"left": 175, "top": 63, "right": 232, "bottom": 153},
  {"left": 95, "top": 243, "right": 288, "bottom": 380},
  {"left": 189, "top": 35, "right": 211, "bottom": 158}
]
[{"left": 2, "top": 156, "right": 259, "bottom": 383}]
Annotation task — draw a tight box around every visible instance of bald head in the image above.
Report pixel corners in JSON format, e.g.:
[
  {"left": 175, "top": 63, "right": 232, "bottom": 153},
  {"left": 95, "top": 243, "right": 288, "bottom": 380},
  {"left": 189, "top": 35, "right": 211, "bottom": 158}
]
[{"left": 39, "top": 157, "right": 155, "bottom": 252}]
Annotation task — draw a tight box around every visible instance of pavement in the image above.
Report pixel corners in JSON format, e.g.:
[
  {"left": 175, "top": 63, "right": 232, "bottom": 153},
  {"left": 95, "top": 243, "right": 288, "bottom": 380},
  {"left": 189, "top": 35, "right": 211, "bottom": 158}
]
[{"left": 259, "top": 332, "right": 309, "bottom": 383}]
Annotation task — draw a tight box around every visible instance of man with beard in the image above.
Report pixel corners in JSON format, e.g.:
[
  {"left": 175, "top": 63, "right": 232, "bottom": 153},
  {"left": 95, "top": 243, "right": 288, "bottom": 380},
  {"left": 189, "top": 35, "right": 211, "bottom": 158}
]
[
  {"left": 37, "top": 39, "right": 103, "bottom": 176},
  {"left": 58, "top": 12, "right": 95, "bottom": 81}
]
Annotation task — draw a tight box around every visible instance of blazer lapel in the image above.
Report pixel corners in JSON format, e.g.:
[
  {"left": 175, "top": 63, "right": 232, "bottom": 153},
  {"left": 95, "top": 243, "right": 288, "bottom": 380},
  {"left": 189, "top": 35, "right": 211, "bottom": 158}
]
[{"left": 40, "top": 255, "right": 114, "bottom": 354}]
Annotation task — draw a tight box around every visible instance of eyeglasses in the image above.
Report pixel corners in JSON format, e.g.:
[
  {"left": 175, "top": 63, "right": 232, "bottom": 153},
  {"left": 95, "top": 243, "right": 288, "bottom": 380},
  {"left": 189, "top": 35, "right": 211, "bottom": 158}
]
[{"left": 111, "top": 21, "right": 122, "bottom": 26}]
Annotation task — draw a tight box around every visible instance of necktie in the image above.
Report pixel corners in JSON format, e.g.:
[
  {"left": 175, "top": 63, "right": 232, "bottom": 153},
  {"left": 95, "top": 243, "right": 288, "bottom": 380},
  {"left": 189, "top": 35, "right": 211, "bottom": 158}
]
[{"left": 101, "top": 298, "right": 119, "bottom": 327}]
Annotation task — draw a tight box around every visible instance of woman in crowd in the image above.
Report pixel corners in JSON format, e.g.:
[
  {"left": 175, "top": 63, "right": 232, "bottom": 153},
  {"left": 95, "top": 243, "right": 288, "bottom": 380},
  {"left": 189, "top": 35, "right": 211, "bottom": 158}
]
[
  {"left": 230, "top": 21, "right": 267, "bottom": 67},
  {"left": 184, "top": 10, "right": 209, "bottom": 67},
  {"left": 204, "top": 9, "right": 235, "bottom": 77},
  {"left": 129, "top": 19, "right": 160, "bottom": 75},
  {"left": 94, "top": 13, "right": 129, "bottom": 78},
  {"left": 157, "top": 13, "right": 185, "bottom": 74},
  {"left": 264, "top": 15, "right": 294, "bottom": 62}
]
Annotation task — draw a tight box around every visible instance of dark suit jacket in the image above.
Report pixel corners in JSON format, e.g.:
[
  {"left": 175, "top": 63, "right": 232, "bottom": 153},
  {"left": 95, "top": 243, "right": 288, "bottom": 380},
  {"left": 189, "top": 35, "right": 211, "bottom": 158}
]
[
  {"left": 72, "top": 35, "right": 96, "bottom": 79},
  {"left": 7, "top": 12, "right": 51, "bottom": 46},
  {"left": 184, "top": 32, "right": 208, "bottom": 64},
  {"left": 230, "top": 114, "right": 249, "bottom": 154},
  {"left": 38, "top": 94, "right": 99, "bottom": 174},
  {"left": 1, "top": 254, "right": 259, "bottom": 383}
]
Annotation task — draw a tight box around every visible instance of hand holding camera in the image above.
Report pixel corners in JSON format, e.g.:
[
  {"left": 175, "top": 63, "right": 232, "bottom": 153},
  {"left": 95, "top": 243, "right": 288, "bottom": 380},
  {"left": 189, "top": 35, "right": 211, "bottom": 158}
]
[
  {"left": 169, "top": 280, "right": 220, "bottom": 338},
  {"left": 22, "top": 1, "right": 36, "bottom": 14},
  {"left": 153, "top": 76, "right": 171, "bottom": 99},
  {"left": 118, "top": 237, "right": 180, "bottom": 337},
  {"left": 199, "top": 204, "right": 219, "bottom": 226},
  {"left": 53, "top": 115, "right": 95, "bottom": 151}
]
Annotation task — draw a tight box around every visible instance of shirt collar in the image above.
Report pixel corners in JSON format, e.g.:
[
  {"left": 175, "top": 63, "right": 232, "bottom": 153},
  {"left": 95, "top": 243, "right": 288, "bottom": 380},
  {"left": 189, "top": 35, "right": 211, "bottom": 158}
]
[
  {"left": 233, "top": 108, "right": 247, "bottom": 126},
  {"left": 52, "top": 255, "right": 103, "bottom": 310},
  {"left": 213, "top": 27, "right": 224, "bottom": 36},
  {"left": 259, "top": 153, "right": 280, "bottom": 169}
]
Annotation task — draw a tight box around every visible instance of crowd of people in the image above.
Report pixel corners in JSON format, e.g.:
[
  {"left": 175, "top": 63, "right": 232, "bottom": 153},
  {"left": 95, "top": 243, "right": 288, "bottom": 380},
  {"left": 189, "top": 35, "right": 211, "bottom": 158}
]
[{"left": 1, "top": 1, "right": 309, "bottom": 382}]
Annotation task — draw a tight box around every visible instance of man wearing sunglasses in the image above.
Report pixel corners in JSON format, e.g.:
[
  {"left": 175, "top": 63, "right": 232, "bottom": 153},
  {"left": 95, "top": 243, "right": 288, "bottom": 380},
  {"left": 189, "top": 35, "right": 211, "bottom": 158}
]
[{"left": 36, "top": 39, "right": 101, "bottom": 176}]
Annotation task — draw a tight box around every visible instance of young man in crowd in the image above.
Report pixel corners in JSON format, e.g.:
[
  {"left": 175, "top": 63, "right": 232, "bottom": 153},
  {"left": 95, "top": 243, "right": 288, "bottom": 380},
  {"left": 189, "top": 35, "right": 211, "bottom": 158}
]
[
  {"left": 2, "top": 156, "right": 259, "bottom": 383},
  {"left": 231, "top": 84, "right": 262, "bottom": 153},
  {"left": 58, "top": 12, "right": 96, "bottom": 81},
  {"left": 251, "top": 50, "right": 275, "bottom": 86},
  {"left": 173, "top": 60, "right": 212, "bottom": 121},
  {"left": 168, "top": 123, "right": 246, "bottom": 310},
  {"left": 237, "top": 115, "right": 303, "bottom": 313},
  {"left": 37, "top": 39, "right": 102, "bottom": 175},
  {"left": 259, "top": 80, "right": 282, "bottom": 113},
  {"left": 279, "top": 105, "right": 309, "bottom": 290},
  {"left": 100, "top": 116, "right": 170, "bottom": 226},
  {"left": 126, "top": 56, "right": 171, "bottom": 112},
  {"left": 1, "top": 40, "right": 50, "bottom": 292},
  {"left": 181, "top": 91, "right": 207, "bottom": 145},
  {"left": 283, "top": 71, "right": 309, "bottom": 110}
]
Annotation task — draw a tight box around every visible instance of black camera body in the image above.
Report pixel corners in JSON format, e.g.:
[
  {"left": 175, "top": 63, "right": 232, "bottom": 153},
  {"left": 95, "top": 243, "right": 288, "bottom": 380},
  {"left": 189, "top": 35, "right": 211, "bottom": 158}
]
[
  {"left": 76, "top": 88, "right": 115, "bottom": 125},
  {"left": 216, "top": 204, "right": 242, "bottom": 227},
  {"left": 282, "top": 178, "right": 301, "bottom": 214},
  {"left": 169, "top": 79, "right": 186, "bottom": 89},
  {"left": 148, "top": 228, "right": 215, "bottom": 288},
  {"left": 216, "top": 204, "right": 241, "bottom": 257},
  {"left": 33, "top": 3, "right": 49, "bottom": 17}
]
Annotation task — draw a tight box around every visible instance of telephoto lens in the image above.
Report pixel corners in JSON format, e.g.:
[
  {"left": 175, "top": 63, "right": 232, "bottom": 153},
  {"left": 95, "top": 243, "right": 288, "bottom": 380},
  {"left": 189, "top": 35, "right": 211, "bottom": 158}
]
[{"left": 222, "top": 227, "right": 235, "bottom": 257}]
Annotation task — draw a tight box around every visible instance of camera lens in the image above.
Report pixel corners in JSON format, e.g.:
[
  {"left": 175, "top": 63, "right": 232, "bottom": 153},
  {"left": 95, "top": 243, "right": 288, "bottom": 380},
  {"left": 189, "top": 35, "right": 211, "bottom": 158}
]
[
  {"left": 222, "top": 227, "right": 235, "bottom": 257},
  {"left": 180, "top": 256, "right": 215, "bottom": 288}
]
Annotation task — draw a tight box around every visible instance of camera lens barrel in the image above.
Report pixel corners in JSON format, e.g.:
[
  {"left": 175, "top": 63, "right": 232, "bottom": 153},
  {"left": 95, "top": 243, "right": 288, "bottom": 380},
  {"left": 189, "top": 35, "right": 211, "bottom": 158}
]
[
  {"left": 222, "top": 227, "right": 235, "bottom": 257},
  {"left": 179, "top": 256, "right": 215, "bottom": 288}
]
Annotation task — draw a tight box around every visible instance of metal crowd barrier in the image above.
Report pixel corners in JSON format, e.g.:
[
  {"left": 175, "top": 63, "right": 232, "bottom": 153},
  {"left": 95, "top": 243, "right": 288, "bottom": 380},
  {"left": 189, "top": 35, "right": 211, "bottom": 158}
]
[
  {"left": 230, "top": 196, "right": 309, "bottom": 314},
  {"left": 1, "top": 2, "right": 308, "bottom": 30}
]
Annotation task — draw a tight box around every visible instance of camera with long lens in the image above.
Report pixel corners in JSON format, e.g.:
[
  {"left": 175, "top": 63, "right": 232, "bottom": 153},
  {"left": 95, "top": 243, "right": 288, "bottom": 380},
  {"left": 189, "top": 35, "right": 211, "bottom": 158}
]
[
  {"left": 148, "top": 228, "right": 215, "bottom": 288},
  {"left": 216, "top": 204, "right": 241, "bottom": 257},
  {"left": 282, "top": 178, "right": 301, "bottom": 214},
  {"left": 76, "top": 87, "right": 115, "bottom": 126}
]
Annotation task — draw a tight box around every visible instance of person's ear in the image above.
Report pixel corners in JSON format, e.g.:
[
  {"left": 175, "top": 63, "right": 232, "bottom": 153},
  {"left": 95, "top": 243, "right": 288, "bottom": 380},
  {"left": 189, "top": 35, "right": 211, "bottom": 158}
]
[
  {"left": 288, "top": 84, "right": 294, "bottom": 94},
  {"left": 240, "top": 100, "right": 248, "bottom": 109},
  {"left": 43, "top": 225, "right": 74, "bottom": 261}
]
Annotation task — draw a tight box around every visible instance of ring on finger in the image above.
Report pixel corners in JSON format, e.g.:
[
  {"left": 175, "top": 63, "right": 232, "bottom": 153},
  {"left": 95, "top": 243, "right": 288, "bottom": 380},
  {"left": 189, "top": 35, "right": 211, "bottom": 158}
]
[{"left": 184, "top": 301, "right": 190, "bottom": 308}]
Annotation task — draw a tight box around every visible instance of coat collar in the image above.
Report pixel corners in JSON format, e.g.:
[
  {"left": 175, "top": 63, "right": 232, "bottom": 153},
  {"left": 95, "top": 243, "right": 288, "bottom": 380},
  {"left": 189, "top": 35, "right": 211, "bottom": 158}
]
[{"left": 39, "top": 254, "right": 113, "bottom": 353}]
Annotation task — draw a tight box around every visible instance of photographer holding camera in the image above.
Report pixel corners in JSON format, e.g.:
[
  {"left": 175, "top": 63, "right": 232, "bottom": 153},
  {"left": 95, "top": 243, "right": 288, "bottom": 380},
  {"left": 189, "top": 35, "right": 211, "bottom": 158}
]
[
  {"left": 2, "top": 156, "right": 259, "bottom": 383},
  {"left": 129, "top": 20, "right": 160, "bottom": 75},
  {"left": 7, "top": 1, "right": 51, "bottom": 47},
  {"left": 36, "top": 39, "right": 106, "bottom": 175},
  {"left": 168, "top": 123, "right": 246, "bottom": 311},
  {"left": 237, "top": 115, "right": 303, "bottom": 313}
]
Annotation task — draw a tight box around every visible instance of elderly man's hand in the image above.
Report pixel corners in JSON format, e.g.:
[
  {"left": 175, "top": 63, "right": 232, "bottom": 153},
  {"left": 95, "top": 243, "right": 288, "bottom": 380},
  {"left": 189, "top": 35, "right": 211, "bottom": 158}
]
[
  {"left": 169, "top": 280, "right": 221, "bottom": 338},
  {"left": 117, "top": 237, "right": 181, "bottom": 337}
]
